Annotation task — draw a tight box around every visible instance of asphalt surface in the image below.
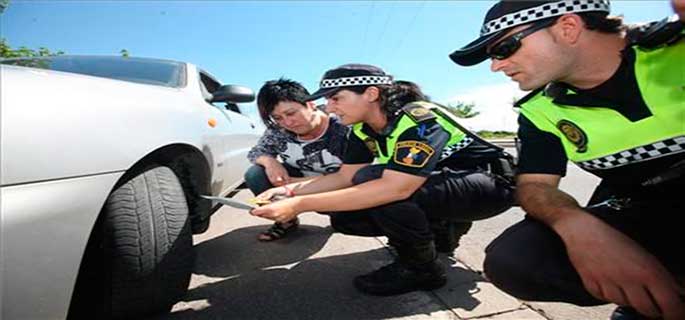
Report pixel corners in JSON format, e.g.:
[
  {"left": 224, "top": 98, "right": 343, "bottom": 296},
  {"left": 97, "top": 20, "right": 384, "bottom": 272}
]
[{"left": 150, "top": 163, "right": 616, "bottom": 320}]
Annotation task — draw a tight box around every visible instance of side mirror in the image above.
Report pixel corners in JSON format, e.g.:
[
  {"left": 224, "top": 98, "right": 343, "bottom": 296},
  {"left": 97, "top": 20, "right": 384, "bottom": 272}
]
[{"left": 211, "top": 85, "right": 255, "bottom": 103}]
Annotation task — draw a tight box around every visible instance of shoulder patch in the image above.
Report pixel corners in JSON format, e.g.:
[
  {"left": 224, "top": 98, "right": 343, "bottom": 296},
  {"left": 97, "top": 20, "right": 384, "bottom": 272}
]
[
  {"left": 402, "top": 103, "right": 436, "bottom": 123},
  {"left": 393, "top": 140, "right": 435, "bottom": 168}
]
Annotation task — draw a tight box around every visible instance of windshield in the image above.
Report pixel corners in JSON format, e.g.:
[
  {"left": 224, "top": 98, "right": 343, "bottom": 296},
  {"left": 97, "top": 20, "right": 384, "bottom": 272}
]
[{"left": 0, "top": 56, "right": 186, "bottom": 88}]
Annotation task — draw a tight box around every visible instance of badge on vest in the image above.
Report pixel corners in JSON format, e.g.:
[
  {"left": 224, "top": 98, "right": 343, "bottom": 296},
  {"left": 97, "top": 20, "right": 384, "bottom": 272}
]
[
  {"left": 394, "top": 140, "right": 435, "bottom": 168},
  {"left": 363, "top": 137, "right": 379, "bottom": 157},
  {"left": 557, "top": 120, "right": 588, "bottom": 153}
]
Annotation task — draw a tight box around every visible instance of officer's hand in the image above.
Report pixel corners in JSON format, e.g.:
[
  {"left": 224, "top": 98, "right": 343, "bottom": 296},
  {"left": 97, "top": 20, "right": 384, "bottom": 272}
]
[
  {"left": 250, "top": 197, "right": 300, "bottom": 223},
  {"left": 263, "top": 159, "right": 291, "bottom": 187},
  {"left": 674, "top": 0, "right": 685, "bottom": 21},
  {"left": 255, "top": 186, "right": 289, "bottom": 202},
  {"left": 557, "top": 213, "right": 685, "bottom": 320}
]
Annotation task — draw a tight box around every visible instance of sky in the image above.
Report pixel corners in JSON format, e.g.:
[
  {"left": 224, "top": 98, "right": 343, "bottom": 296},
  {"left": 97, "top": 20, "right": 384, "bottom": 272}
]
[{"left": 1, "top": 0, "right": 677, "bottom": 131}]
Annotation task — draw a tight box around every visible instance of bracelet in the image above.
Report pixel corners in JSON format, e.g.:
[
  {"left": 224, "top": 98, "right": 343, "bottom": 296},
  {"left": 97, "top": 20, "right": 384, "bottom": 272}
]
[{"left": 283, "top": 185, "right": 295, "bottom": 197}]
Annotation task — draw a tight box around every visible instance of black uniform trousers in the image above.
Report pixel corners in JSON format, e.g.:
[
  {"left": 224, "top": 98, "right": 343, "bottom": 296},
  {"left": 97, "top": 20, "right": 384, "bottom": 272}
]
[
  {"left": 483, "top": 182, "right": 685, "bottom": 306},
  {"left": 328, "top": 164, "right": 514, "bottom": 249}
]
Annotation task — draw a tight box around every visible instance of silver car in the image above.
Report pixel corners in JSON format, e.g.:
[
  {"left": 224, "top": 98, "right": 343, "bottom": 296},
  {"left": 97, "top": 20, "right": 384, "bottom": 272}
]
[{"left": 0, "top": 55, "right": 261, "bottom": 319}]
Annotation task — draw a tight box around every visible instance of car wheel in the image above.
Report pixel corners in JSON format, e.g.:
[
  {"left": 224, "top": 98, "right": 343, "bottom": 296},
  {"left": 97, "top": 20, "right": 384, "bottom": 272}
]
[{"left": 104, "top": 165, "right": 194, "bottom": 318}]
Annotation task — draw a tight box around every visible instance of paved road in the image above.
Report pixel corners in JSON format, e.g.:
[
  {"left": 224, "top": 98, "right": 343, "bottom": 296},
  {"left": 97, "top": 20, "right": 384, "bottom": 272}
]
[{"left": 151, "top": 163, "right": 615, "bottom": 320}]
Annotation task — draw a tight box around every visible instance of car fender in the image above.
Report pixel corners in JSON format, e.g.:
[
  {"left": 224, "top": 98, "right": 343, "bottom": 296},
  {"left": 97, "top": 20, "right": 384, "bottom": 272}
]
[
  {"left": 0, "top": 65, "right": 259, "bottom": 189},
  {"left": 1, "top": 172, "right": 123, "bottom": 320}
]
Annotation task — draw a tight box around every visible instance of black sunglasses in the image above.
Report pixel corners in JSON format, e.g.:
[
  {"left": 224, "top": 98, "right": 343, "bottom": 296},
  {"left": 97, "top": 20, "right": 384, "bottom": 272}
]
[{"left": 487, "top": 19, "right": 557, "bottom": 60}]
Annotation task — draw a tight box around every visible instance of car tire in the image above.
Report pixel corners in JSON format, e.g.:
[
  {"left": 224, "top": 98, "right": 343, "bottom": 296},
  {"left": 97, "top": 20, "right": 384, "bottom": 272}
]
[{"left": 104, "top": 165, "right": 194, "bottom": 318}]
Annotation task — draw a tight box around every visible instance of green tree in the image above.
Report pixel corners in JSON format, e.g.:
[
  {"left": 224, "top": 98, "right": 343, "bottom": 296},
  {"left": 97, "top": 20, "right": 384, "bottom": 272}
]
[
  {"left": 444, "top": 101, "right": 481, "bottom": 119},
  {"left": 1, "top": 1, "right": 65, "bottom": 58},
  {"left": 120, "top": 49, "right": 130, "bottom": 57},
  {"left": 0, "top": 0, "right": 9, "bottom": 14},
  {"left": 1, "top": 38, "right": 64, "bottom": 58}
]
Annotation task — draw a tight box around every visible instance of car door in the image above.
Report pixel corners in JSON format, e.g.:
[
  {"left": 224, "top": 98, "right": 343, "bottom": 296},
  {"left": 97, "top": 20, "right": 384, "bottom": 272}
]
[{"left": 198, "top": 70, "right": 260, "bottom": 195}]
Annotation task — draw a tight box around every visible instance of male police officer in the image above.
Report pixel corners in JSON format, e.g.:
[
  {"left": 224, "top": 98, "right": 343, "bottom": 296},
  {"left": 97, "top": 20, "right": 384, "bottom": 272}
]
[{"left": 450, "top": 0, "right": 684, "bottom": 319}]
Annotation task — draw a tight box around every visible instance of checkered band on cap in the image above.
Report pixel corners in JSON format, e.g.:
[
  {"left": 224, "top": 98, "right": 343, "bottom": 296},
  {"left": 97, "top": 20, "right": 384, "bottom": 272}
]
[
  {"left": 439, "top": 137, "right": 474, "bottom": 160},
  {"left": 320, "top": 76, "right": 393, "bottom": 89},
  {"left": 578, "top": 136, "right": 685, "bottom": 170},
  {"left": 480, "top": 0, "right": 610, "bottom": 36}
]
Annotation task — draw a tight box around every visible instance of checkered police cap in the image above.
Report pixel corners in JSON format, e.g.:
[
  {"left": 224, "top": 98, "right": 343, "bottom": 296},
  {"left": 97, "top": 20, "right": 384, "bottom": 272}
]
[
  {"left": 449, "top": 0, "right": 611, "bottom": 66},
  {"left": 307, "top": 64, "right": 393, "bottom": 101}
]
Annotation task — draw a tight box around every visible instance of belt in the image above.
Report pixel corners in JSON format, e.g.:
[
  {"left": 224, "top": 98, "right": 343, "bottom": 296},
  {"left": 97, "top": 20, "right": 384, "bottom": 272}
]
[
  {"left": 587, "top": 195, "right": 685, "bottom": 211},
  {"left": 586, "top": 197, "right": 634, "bottom": 211},
  {"left": 641, "top": 159, "right": 685, "bottom": 187}
]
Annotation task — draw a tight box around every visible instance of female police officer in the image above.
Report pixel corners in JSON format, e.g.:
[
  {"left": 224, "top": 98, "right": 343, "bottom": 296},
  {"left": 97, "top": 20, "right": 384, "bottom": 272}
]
[{"left": 251, "top": 64, "right": 514, "bottom": 296}]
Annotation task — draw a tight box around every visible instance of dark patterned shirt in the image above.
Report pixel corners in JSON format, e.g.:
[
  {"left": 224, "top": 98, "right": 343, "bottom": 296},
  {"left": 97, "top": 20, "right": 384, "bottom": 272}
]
[{"left": 247, "top": 116, "right": 349, "bottom": 176}]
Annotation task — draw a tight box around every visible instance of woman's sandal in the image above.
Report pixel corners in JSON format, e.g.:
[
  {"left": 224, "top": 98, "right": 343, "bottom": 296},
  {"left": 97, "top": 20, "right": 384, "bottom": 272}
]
[{"left": 258, "top": 218, "right": 300, "bottom": 241}]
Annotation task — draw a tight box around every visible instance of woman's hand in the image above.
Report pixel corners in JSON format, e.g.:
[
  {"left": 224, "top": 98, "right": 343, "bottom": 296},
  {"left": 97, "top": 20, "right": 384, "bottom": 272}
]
[
  {"left": 255, "top": 186, "right": 289, "bottom": 202},
  {"left": 258, "top": 156, "right": 290, "bottom": 186},
  {"left": 250, "top": 197, "right": 300, "bottom": 223}
]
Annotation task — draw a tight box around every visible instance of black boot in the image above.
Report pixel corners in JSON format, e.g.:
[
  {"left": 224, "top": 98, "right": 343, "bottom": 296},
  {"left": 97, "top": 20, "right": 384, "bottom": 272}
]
[
  {"left": 354, "top": 242, "right": 447, "bottom": 296},
  {"left": 610, "top": 306, "right": 649, "bottom": 320},
  {"left": 431, "top": 221, "right": 472, "bottom": 254}
]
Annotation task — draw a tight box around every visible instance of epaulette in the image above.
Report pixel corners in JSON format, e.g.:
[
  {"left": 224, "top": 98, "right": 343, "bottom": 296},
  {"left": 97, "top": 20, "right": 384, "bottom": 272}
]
[
  {"left": 402, "top": 102, "right": 437, "bottom": 123},
  {"left": 626, "top": 15, "right": 684, "bottom": 50}
]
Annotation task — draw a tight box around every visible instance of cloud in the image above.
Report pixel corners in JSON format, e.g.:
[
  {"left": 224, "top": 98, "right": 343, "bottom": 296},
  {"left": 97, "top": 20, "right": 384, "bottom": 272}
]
[{"left": 445, "top": 82, "right": 529, "bottom": 132}]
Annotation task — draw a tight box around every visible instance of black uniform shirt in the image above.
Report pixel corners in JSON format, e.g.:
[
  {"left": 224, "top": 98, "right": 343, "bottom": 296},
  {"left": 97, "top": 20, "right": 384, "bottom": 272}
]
[{"left": 344, "top": 116, "right": 450, "bottom": 177}]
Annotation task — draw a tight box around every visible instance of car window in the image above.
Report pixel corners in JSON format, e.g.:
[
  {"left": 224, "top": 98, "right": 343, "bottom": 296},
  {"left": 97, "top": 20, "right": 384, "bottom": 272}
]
[
  {"left": 0, "top": 56, "right": 186, "bottom": 88},
  {"left": 199, "top": 71, "right": 220, "bottom": 93},
  {"left": 198, "top": 76, "right": 214, "bottom": 102},
  {"left": 199, "top": 71, "right": 220, "bottom": 102},
  {"left": 199, "top": 70, "right": 242, "bottom": 114}
]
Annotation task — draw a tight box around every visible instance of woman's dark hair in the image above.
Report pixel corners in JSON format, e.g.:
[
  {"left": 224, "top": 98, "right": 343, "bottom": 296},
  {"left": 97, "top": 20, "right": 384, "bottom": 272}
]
[
  {"left": 344, "top": 80, "right": 427, "bottom": 119},
  {"left": 257, "top": 78, "right": 310, "bottom": 129},
  {"left": 577, "top": 12, "right": 625, "bottom": 34}
]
